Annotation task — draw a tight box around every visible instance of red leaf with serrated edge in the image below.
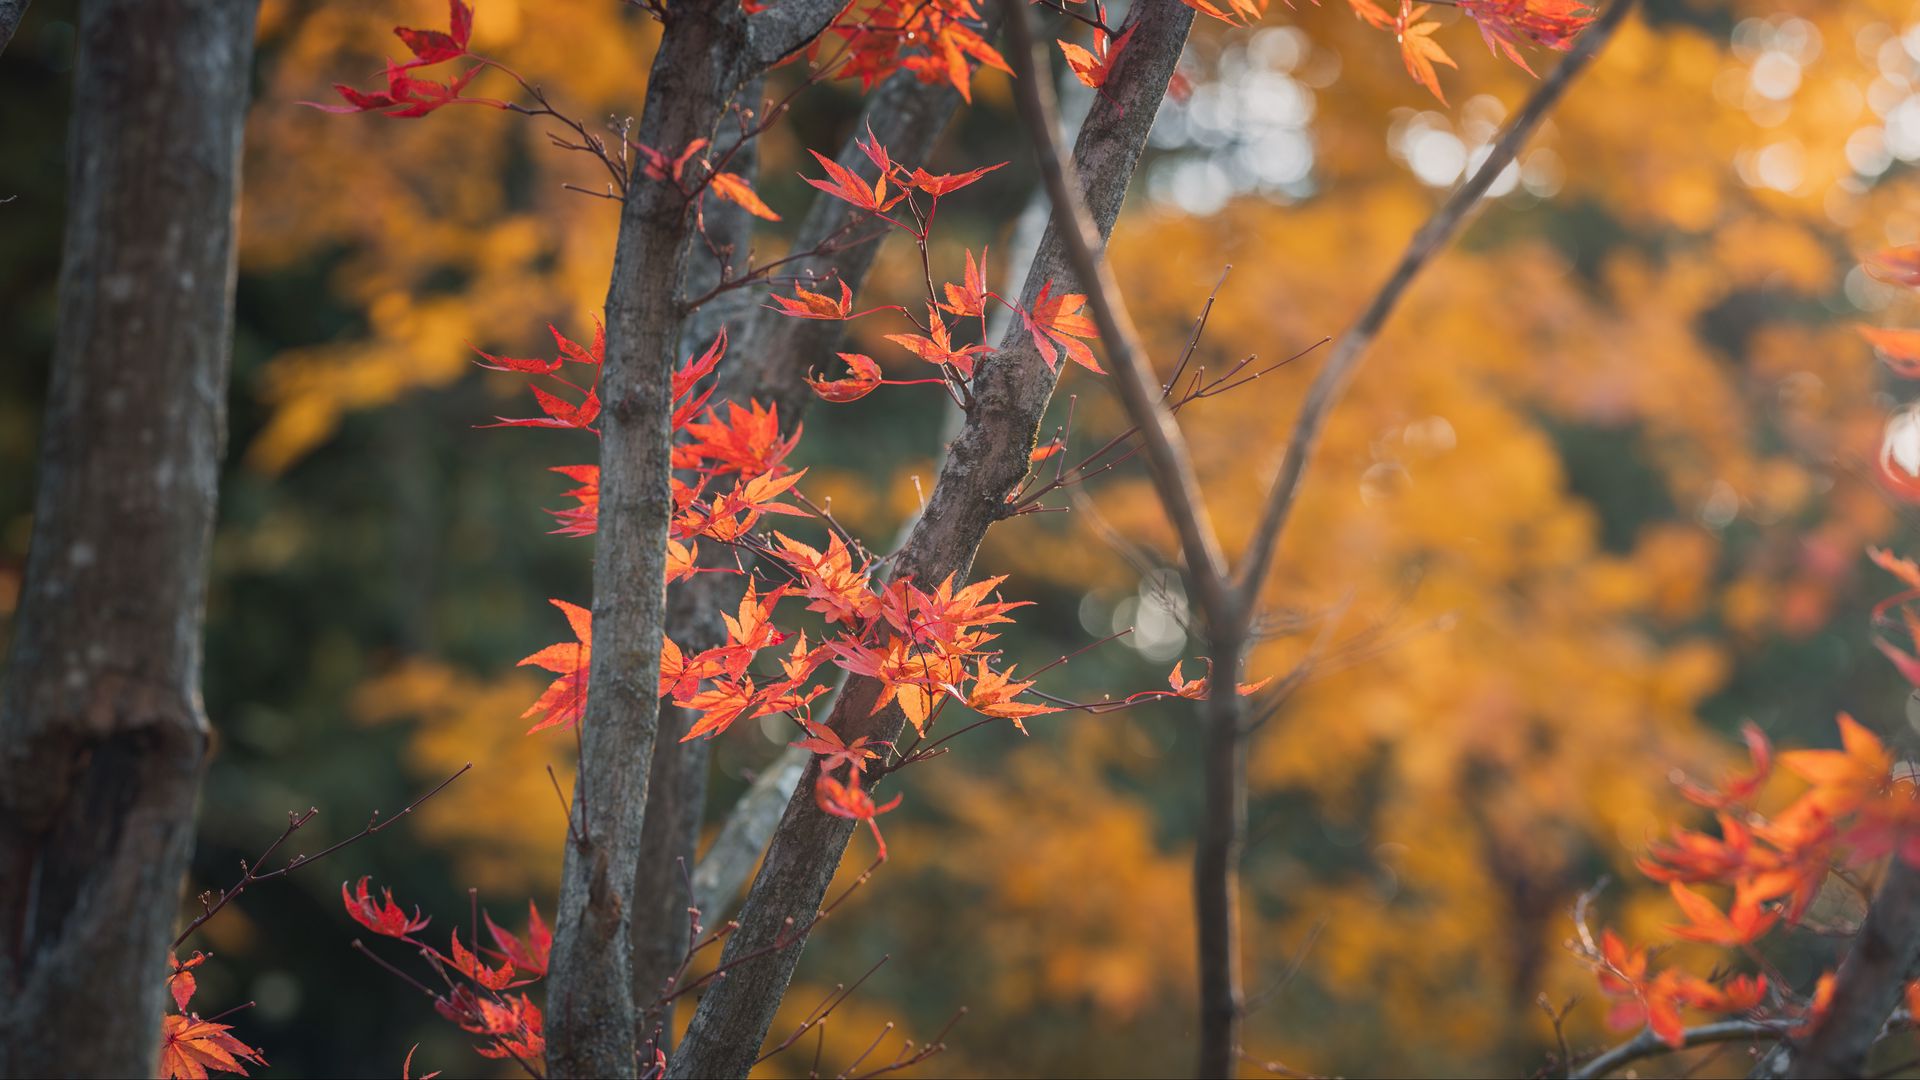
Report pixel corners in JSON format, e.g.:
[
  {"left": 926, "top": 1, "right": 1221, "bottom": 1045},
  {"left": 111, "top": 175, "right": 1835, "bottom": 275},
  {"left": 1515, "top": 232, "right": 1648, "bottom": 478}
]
[
  {"left": 1022, "top": 280, "right": 1102, "bottom": 373},
  {"left": 519, "top": 599, "right": 591, "bottom": 733},
  {"left": 160, "top": 1014, "right": 267, "bottom": 1080},
  {"left": 343, "top": 876, "right": 431, "bottom": 938},
  {"left": 909, "top": 160, "right": 1006, "bottom": 198},
  {"left": 1059, "top": 25, "right": 1135, "bottom": 90}
]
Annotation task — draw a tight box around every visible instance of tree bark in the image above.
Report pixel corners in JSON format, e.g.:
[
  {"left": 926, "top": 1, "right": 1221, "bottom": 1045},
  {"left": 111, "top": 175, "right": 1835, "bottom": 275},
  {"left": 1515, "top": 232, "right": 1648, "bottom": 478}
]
[
  {"left": 0, "top": 0, "right": 27, "bottom": 57},
  {"left": 543, "top": 2, "right": 839, "bottom": 1074},
  {"left": 1193, "top": 676, "right": 1248, "bottom": 1077},
  {"left": 1774, "top": 859, "right": 1920, "bottom": 1078},
  {"left": 629, "top": 65, "right": 978, "bottom": 1047},
  {"left": 667, "top": 4, "right": 1196, "bottom": 1073},
  {"left": 0, "top": 1, "right": 256, "bottom": 1074}
]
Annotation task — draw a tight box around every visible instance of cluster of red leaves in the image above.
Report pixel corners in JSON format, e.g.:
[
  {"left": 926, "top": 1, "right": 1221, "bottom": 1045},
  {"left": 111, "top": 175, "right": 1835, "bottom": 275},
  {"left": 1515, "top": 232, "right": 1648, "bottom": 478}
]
[
  {"left": 1589, "top": 699, "right": 1920, "bottom": 1048},
  {"left": 344, "top": 877, "right": 553, "bottom": 1064},
  {"left": 486, "top": 135, "right": 1281, "bottom": 862},
  {"left": 1342, "top": 0, "right": 1596, "bottom": 102},
  {"left": 814, "top": 0, "right": 1010, "bottom": 103},
  {"left": 158, "top": 953, "right": 268, "bottom": 1080},
  {"left": 306, "top": 1, "right": 506, "bottom": 118},
  {"left": 776, "top": 135, "right": 1100, "bottom": 398},
  {"left": 483, "top": 315, "right": 1052, "bottom": 857}
]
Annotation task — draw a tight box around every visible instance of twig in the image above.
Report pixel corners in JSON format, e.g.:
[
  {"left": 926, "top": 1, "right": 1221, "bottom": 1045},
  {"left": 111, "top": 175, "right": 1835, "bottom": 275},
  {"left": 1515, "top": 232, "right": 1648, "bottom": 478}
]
[
  {"left": 172, "top": 763, "right": 472, "bottom": 951},
  {"left": 1232, "top": 0, "right": 1640, "bottom": 610}
]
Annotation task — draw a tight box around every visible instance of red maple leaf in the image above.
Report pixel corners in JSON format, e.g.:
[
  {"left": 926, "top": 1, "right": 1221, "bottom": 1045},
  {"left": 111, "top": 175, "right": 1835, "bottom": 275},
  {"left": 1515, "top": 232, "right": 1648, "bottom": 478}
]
[
  {"left": 519, "top": 599, "right": 592, "bottom": 734},
  {"left": 483, "top": 901, "right": 552, "bottom": 977},
  {"left": 807, "top": 352, "right": 885, "bottom": 403},
  {"left": 815, "top": 773, "right": 903, "bottom": 859},
  {"left": 160, "top": 1014, "right": 267, "bottom": 1080},
  {"left": 1058, "top": 25, "right": 1136, "bottom": 90},
  {"left": 1022, "top": 280, "right": 1102, "bottom": 373},
  {"left": 343, "top": 876, "right": 431, "bottom": 939}
]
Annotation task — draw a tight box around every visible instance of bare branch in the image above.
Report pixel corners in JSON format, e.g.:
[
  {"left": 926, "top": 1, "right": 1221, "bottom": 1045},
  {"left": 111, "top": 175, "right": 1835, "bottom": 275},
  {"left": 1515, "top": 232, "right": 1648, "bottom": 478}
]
[
  {"left": 1002, "top": 0, "right": 1235, "bottom": 639},
  {"left": 1232, "top": 0, "right": 1639, "bottom": 610},
  {"left": 1570, "top": 1020, "right": 1780, "bottom": 1080}
]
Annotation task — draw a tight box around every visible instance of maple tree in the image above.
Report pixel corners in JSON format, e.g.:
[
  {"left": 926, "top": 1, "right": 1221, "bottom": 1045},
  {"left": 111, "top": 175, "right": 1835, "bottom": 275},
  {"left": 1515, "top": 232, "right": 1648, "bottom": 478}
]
[{"left": 18, "top": 0, "right": 1920, "bottom": 1075}]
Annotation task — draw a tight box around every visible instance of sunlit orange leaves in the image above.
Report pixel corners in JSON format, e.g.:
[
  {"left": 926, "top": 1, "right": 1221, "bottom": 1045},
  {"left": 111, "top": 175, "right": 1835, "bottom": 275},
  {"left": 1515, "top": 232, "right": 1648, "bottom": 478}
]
[
  {"left": 1022, "top": 281, "right": 1102, "bottom": 374},
  {"left": 1059, "top": 26, "right": 1135, "bottom": 91},
  {"left": 1396, "top": 6, "right": 1457, "bottom": 105},
  {"left": 1779, "top": 712, "right": 1891, "bottom": 819},
  {"left": 1664, "top": 882, "right": 1778, "bottom": 946},
  {"left": 518, "top": 599, "right": 591, "bottom": 734},
  {"left": 160, "top": 1014, "right": 268, "bottom": 1080},
  {"left": 709, "top": 170, "right": 780, "bottom": 220},
  {"left": 1589, "top": 929, "right": 1767, "bottom": 1049}
]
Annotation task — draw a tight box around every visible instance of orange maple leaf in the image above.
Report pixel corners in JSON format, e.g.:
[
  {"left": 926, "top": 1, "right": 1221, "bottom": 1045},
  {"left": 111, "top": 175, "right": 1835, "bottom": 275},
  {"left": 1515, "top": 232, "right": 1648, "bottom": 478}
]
[
  {"left": 1022, "top": 280, "right": 1102, "bottom": 373},
  {"left": 769, "top": 279, "right": 855, "bottom": 321},
  {"left": 886, "top": 307, "right": 987, "bottom": 378},
  {"left": 803, "top": 146, "right": 903, "bottom": 214},
  {"left": 519, "top": 599, "right": 591, "bottom": 734},
  {"left": 1058, "top": 25, "right": 1136, "bottom": 90},
  {"left": 1867, "top": 244, "right": 1920, "bottom": 288},
  {"left": 1676, "top": 721, "right": 1773, "bottom": 809},
  {"left": 1397, "top": 5, "right": 1458, "bottom": 104},
  {"left": 965, "top": 659, "right": 1059, "bottom": 732},
  {"left": 792, "top": 715, "right": 888, "bottom": 775},
  {"left": 160, "top": 1014, "right": 268, "bottom": 1080},
  {"left": 709, "top": 171, "right": 780, "bottom": 221},
  {"left": 1780, "top": 712, "right": 1891, "bottom": 818},
  {"left": 1665, "top": 881, "right": 1779, "bottom": 946}
]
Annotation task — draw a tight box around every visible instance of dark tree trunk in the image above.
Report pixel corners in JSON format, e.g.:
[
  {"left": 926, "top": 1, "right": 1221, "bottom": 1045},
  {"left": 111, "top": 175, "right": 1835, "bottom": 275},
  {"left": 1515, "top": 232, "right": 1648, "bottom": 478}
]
[
  {"left": 1194, "top": 674, "right": 1247, "bottom": 1078},
  {"left": 0, "top": 0, "right": 256, "bottom": 1075}
]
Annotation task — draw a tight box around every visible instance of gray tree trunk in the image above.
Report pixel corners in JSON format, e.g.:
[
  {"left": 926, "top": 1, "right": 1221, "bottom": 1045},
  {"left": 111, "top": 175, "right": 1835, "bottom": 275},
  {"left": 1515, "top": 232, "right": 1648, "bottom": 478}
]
[
  {"left": 667, "top": 2, "right": 1197, "bottom": 1072},
  {"left": 0, "top": 0, "right": 257, "bottom": 1074}
]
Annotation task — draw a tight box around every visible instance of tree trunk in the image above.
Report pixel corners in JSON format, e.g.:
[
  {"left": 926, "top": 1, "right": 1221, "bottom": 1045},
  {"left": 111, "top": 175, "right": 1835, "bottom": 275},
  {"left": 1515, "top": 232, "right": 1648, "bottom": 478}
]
[
  {"left": 0, "top": 0, "right": 27, "bottom": 57},
  {"left": 628, "top": 64, "right": 975, "bottom": 1048},
  {"left": 667, "top": 4, "right": 1196, "bottom": 1073},
  {"left": 543, "top": 1, "right": 839, "bottom": 1072},
  {"left": 1194, "top": 672, "right": 1247, "bottom": 1078},
  {"left": 0, "top": 1, "right": 256, "bottom": 1074}
]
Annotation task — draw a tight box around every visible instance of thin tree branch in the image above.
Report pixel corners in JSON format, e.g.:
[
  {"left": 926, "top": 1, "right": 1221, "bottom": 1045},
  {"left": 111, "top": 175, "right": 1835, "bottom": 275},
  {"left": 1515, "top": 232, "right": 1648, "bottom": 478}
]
[
  {"left": 1570, "top": 1020, "right": 1780, "bottom": 1080},
  {"left": 1232, "top": 0, "right": 1638, "bottom": 610},
  {"left": 1002, "top": 0, "right": 1235, "bottom": 637}
]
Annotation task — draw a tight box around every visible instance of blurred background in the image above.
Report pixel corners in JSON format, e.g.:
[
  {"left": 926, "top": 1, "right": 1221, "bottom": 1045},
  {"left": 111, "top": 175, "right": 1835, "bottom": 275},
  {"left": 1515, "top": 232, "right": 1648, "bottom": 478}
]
[{"left": 6, "top": 0, "right": 1920, "bottom": 1075}]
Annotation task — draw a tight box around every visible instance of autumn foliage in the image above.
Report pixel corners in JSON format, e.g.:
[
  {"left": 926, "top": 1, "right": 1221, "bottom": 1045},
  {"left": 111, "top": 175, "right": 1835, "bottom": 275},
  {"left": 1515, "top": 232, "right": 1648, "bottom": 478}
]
[{"left": 15, "top": 0, "right": 1920, "bottom": 1075}]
